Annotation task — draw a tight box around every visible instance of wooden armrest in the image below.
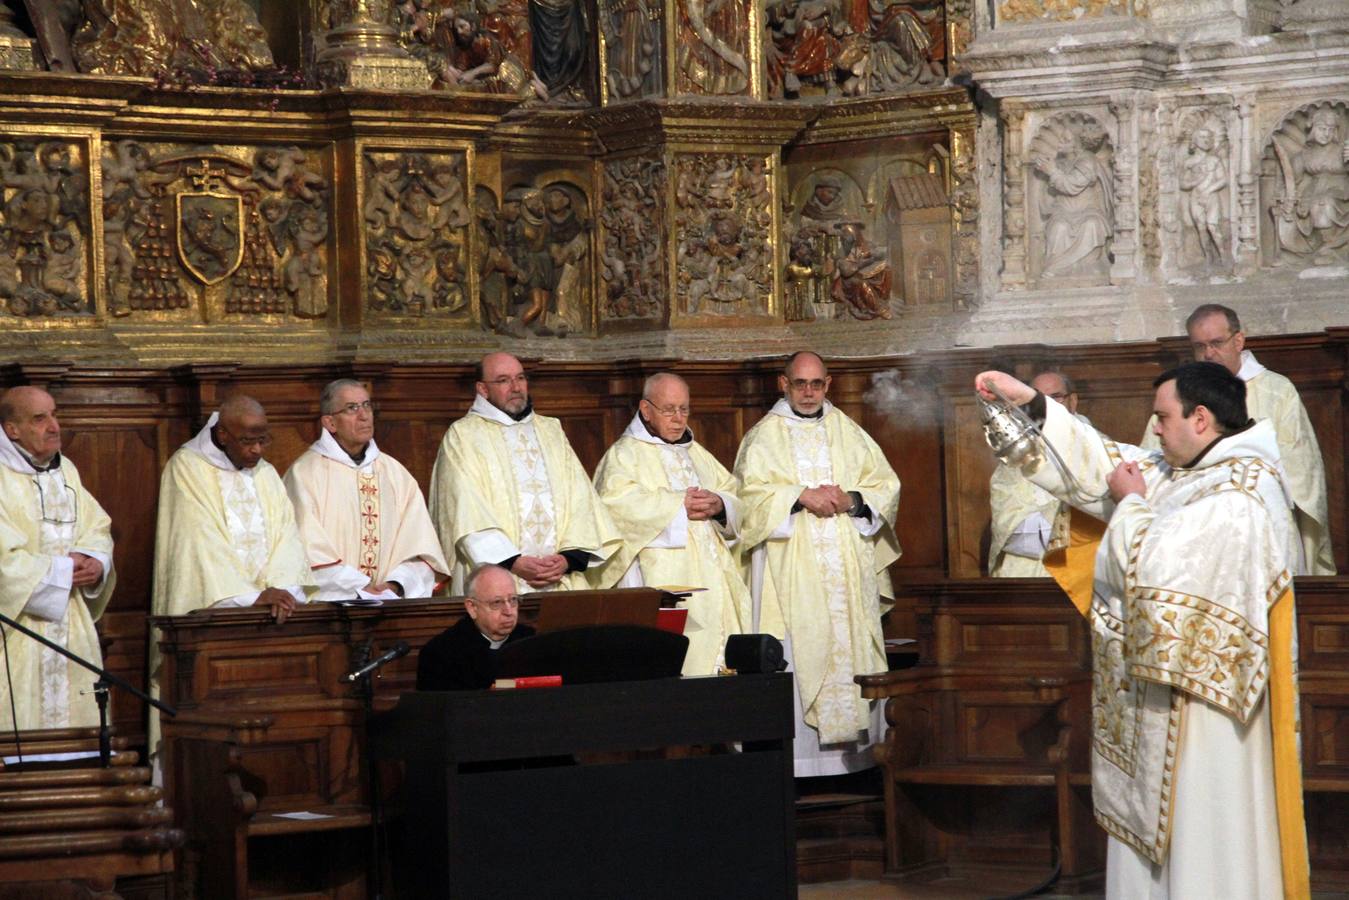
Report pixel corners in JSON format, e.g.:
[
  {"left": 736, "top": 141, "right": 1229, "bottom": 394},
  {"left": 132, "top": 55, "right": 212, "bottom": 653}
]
[
  {"left": 854, "top": 670, "right": 919, "bottom": 691},
  {"left": 164, "top": 713, "right": 274, "bottom": 743}
]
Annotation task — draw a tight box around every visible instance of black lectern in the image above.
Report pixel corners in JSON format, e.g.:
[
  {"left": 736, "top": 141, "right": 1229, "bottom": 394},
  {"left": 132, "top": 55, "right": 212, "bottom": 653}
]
[{"left": 371, "top": 673, "right": 796, "bottom": 898}]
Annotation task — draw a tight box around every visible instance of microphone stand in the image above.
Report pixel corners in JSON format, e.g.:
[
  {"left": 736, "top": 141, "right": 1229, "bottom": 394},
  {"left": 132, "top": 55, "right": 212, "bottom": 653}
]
[
  {"left": 0, "top": 609, "right": 176, "bottom": 768},
  {"left": 347, "top": 642, "right": 401, "bottom": 900}
]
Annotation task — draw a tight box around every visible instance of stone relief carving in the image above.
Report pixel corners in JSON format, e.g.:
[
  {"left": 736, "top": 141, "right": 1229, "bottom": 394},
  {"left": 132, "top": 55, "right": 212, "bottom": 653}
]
[
  {"left": 784, "top": 170, "right": 894, "bottom": 321},
  {"left": 529, "top": 0, "right": 592, "bottom": 104},
  {"left": 0, "top": 139, "right": 90, "bottom": 318},
  {"left": 1026, "top": 111, "right": 1116, "bottom": 284},
  {"left": 996, "top": 0, "right": 1134, "bottom": 24},
  {"left": 601, "top": 0, "right": 662, "bottom": 100},
  {"left": 1174, "top": 108, "right": 1232, "bottom": 272},
  {"left": 1262, "top": 101, "right": 1349, "bottom": 267},
  {"left": 98, "top": 142, "right": 330, "bottom": 319},
  {"left": 598, "top": 155, "right": 665, "bottom": 320},
  {"left": 764, "top": 0, "right": 943, "bottom": 99},
  {"left": 673, "top": 154, "right": 772, "bottom": 317},
  {"left": 676, "top": 0, "right": 750, "bottom": 95},
  {"left": 66, "top": 0, "right": 274, "bottom": 77},
  {"left": 487, "top": 180, "right": 593, "bottom": 335},
  {"left": 949, "top": 126, "right": 979, "bottom": 308},
  {"left": 364, "top": 150, "right": 470, "bottom": 319}
]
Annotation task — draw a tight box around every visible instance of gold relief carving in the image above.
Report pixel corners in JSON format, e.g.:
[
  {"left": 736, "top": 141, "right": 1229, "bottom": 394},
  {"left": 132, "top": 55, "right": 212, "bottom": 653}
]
[
  {"left": 396, "top": 5, "right": 545, "bottom": 99},
  {"left": 489, "top": 179, "right": 593, "bottom": 336},
  {"left": 600, "top": 0, "right": 663, "bottom": 101},
  {"left": 673, "top": 153, "right": 773, "bottom": 319},
  {"left": 997, "top": 0, "right": 1129, "bottom": 23},
  {"left": 598, "top": 155, "right": 665, "bottom": 320},
  {"left": 0, "top": 139, "right": 91, "bottom": 319},
  {"left": 676, "top": 0, "right": 751, "bottom": 96},
  {"left": 765, "top": 0, "right": 944, "bottom": 99},
  {"left": 950, "top": 125, "right": 979, "bottom": 308},
  {"left": 100, "top": 143, "right": 330, "bottom": 320},
  {"left": 363, "top": 150, "right": 470, "bottom": 320},
  {"left": 68, "top": 0, "right": 274, "bottom": 76}
]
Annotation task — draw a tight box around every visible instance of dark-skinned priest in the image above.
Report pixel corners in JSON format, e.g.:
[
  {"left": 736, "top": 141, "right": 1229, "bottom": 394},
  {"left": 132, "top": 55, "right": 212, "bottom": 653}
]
[
  {"left": 733, "top": 351, "right": 902, "bottom": 777},
  {"left": 0, "top": 386, "right": 115, "bottom": 729},
  {"left": 151, "top": 395, "right": 314, "bottom": 757},
  {"left": 976, "top": 363, "right": 1308, "bottom": 900},
  {"left": 429, "top": 352, "right": 620, "bottom": 593},
  {"left": 590, "top": 372, "right": 749, "bottom": 675}
]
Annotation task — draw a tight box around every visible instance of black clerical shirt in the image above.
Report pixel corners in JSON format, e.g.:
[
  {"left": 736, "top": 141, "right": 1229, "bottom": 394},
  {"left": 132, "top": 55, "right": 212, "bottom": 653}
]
[{"left": 416, "top": 616, "right": 536, "bottom": 691}]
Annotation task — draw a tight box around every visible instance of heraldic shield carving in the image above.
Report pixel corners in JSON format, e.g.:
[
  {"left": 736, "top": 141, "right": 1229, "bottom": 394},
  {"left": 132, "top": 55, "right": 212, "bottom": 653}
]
[{"left": 175, "top": 190, "right": 244, "bottom": 285}]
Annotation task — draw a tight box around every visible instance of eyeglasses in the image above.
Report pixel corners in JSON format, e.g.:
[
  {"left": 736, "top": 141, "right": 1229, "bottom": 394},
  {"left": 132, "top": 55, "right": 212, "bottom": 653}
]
[
  {"left": 220, "top": 427, "right": 272, "bottom": 450},
  {"left": 644, "top": 400, "right": 690, "bottom": 418},
  {"left": 333, "top": 400, "right": 375, "bottom": 416},
  {"left": 484, "top": 374, "right": 529, "bottom": 388},
  {"left": 1190, "top": 333, "right": 1237, "bottom": 354},
  {"left": 787, "top": 378, "right": 827, "bottom": 391},
  {"left": 473, "top": 595, "right": 521, "bottom": 612},
  {"left": 34, "top": 479, "right": 77, "bottom": 525}
]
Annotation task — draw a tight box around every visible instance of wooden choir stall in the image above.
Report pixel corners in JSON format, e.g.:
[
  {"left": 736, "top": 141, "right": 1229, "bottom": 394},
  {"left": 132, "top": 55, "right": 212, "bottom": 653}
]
[{"left": 150, "top": 589, "right": 797, "bottom": 898}]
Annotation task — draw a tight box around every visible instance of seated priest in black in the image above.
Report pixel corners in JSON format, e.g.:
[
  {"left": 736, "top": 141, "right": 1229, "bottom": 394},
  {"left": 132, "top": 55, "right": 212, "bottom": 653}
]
[{"left": 417, "top": 563, "right": 535, "bottom": 690}]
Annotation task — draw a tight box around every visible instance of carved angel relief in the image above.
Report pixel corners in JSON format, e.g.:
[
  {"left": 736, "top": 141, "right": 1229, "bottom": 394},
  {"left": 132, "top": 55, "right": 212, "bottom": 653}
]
[
  {"left": 99, "top": 142, "right": 330, "bottom": 319},
  {"left": 1025, "top": 112, "right": 1116, "bottom": 286},
  {"left": 363, "top": 150, "right": 470, "bottom": 319},
  {"left": 598, "top": 156, "right": 665, "bottom": 321},
  {"left": 0, "top": 140, "right": 90, "bottom": 318},
  {"left": 673, "top": 154, "right": 772, "bottom": 318}
]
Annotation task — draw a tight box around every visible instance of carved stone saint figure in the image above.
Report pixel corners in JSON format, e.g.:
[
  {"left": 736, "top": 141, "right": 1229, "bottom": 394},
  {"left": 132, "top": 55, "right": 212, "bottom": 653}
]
[
  {"left": 765, "top": 0, "right": 841, "bottom": 99},
  {"left": 677, "top": 0, "right": 750, "bottom": 95},
  {"left": 1178, "top": 127, "right": 1229, "bottom": 268},
  {"left": 1031, "top": 124, "right": 1115, "bottom": 279},
  {"left": 604, "top": 0, "right": 658, "bottom": 99},
  {"left": 865, "top": 0, "right": 941, "bottom": 92},
  {"left": 1271, "top": 106, "right": 1349, "bottom": 265},
  {"left": 429, "top": 10, "right": 547, "bottom": 99},
  {"left": 830, "top": 222, "right": 891, "bottom": 320},
  {"left": 530, "top": 0, "right": 589, "bottom": 103}
]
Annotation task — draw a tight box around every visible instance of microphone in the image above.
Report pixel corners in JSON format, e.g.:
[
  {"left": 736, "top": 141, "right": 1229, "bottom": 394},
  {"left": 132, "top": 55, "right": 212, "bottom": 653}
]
[{"left": 345, "top": 642, "right": 410, "bottom": 682}]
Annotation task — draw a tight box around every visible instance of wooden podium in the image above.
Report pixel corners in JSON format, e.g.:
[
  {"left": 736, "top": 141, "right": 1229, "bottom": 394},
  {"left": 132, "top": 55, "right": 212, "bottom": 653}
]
[
  {"left": 149, "top": 589, "right": 681, "bottom": 898},
  {"left": 371, "top": 673, "right": 797, "bottom": 899}
]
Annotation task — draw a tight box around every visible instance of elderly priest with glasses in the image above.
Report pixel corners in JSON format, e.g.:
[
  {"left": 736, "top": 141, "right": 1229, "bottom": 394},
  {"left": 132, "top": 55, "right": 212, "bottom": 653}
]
[
  {"left": 284, "top": 379, "right": 448, "bottom": 602},
  {"left": 0, "top": 386, "right": 115, "bottom": 730},
  {"left": 417, "top": 564, "right": 535, "bottom": 691}
]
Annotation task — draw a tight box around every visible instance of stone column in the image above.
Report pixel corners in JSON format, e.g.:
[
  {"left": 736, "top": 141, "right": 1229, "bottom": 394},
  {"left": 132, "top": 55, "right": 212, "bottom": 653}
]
[{"left": 999, "top": 104, "right": 1027, "bottom": 291}]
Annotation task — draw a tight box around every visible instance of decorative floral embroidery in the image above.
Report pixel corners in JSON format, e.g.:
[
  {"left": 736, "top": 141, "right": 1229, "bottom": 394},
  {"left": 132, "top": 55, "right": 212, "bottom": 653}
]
[{"left": 357, "top": 469, "right": 380, "bottom": 579}]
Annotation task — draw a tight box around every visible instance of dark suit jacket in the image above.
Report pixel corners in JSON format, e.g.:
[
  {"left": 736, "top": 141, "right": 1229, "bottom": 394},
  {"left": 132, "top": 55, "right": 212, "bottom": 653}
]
[{"left": 416, "top": 615, "right": 536, "bottom": 691}]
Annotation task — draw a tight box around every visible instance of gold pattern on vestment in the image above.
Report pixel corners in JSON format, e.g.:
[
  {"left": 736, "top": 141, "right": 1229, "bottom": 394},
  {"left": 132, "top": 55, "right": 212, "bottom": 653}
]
[
  {"left": 502, "top": 423, "right": 560, "bottom": 588},
  {"left": 357, "top": 469, "right": 380, "bottom": 579},
  {"left": 34, "top": 470, "right": 76, "bottom": 728},
  {"left": 218, "top": 469, "right": 269, "bottom": 584}
]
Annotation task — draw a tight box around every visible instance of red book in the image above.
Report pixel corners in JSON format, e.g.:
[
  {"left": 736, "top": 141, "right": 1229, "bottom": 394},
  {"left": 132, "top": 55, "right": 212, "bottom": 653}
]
[{"left": 491, "top": 675, "right": 563, "bottom": 690}]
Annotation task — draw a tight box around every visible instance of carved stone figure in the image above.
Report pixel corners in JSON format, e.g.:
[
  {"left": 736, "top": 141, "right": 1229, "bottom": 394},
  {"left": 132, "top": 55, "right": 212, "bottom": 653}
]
[
  {"left": 676, "top": 0, "right": 750, "bottom": 95},
  {"left": 423, "top": 9, "right": 547, "bottom": 99},
  {"left": 1028, "top": 115, "right": 1115, "bottom": 281},
  {"left": 603, "top": 0, "right": 659, "bottom": 100},
  {"left": 673, "top": 153, "right": 772, "bottom": 317},
  {"left": 830, "top": 221, "right": 891, "bottom": 319},
  {"left": 765, "top": 0, "right": 842, "bottom": 99},
  {"left": 0, "top": 139, "right": 90, "bottom": 318},
  {"left": 1268, "top": 104, "right": 1349, "bottom": 266},
  {"left": 362, "top": 150, "right": 468, "bottom": 319},
  {"left": 598, "top": 156, "right": 664, "bottom": 320},
  {"left": 492, "top": 180, "right": 592, "bottom": 335},
  {"left": 1177, "top": 124, "right": 1229, "bottom": 269},
  {"left": 69, "top": 0, "right": 274, "bottom": 77},
  {"left": 543, "top": 185, "right": 589, "bottom": 334},
  {"left": 785, "top": 236, "right": 829, "bottom": 321},
  {"left": 530, "top": 0, "right": 589, "bottom": 103},
  {"left": 474, "top": 187, "right": 514, "bottom": 331},
  {"left": 864, "top": 0, "right": 942, "bottom": 92}
]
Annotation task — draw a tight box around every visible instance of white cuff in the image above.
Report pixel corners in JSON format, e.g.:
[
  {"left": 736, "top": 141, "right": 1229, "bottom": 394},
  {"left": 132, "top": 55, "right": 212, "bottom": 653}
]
[
  {"left": 849, "top": 502, "right": 882, "bottom": 538},
  {"left": 1004, "top": 512, "right": 1052, "bottom": 558},
  {"left": 460, "top": 529, "right": 520, "bottom": 568},
  {"left": 388, "top": 560, "right": 435, "bottom": 599},
  {"left": 215, "top": 591, "right": 260, "bottom": 609},
  {"left": 648, "top": 506, "right": 689, "bottom": 549},
  {"left": 769, "top": 511, "right": 795, "bottom": 540},
  {"left": 312, "top": 564, "right": 370, "bottom": 603},
  {"left": 24, "top": 557, "right": 72, "bottom": 622},
  {"left": 713, "top": 491, "right": 739, "bottom": 544}
]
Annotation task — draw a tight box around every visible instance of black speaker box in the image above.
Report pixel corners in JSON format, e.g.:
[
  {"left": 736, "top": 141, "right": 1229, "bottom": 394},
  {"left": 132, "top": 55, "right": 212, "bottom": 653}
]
[{"left": 723, "top": 634, "right": 786, "bottom": 674}]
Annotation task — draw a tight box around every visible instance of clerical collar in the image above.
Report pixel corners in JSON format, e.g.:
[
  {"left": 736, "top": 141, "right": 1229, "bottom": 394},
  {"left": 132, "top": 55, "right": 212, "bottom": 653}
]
[
  {"left": 17, "top": 446, "right": 61, "bottom": 472},
  {"left": 1179, "top": 419, "right": 1256, "bottom": 470},
  {"left": 1235, "top": 350, "right": 1266, "bottom": 383},
  {"left": 638, "top": 414, "right": 692, "bottom": 445},
  {"left": 768, "top": 397, "right": 834, "bottom": 422},
  {"left": 469, "top": 393, "right": 535, "bottom": 426},
  {"left": 185, "top": 412, "right": 254, "bottom": 474},
  {"left": 312, "top": 427, "right": 381, "bottom": 470}
]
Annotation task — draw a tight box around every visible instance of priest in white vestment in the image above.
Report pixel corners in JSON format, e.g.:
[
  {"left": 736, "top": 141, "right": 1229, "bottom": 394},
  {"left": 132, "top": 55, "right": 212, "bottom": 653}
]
[
  {"left": 150, "top": 395, "right": 314, "bottom": 756},
  {"left": 284, "top": 379, "right": 448, "bottom": 602},
  {"left": 0, "top": 387, "right": 115, "bottom": 730},
  {"left": 430, "top": 352, "right": 621, "bottom": 593},
  {"left": 989, "top": 370, "right": 1087, "bottom": 577},
  {"left": 734, "top": 351, "right": 902, "bottom": 777},
  {"left": 591, "top": 372, "right": 749, "bottom": 675},
  {"left": 1140, "top": 303, "right": 1333, "bottom": 574},
  {"left": 978, "top": 362, "right": 1309, "bottom": 900}
]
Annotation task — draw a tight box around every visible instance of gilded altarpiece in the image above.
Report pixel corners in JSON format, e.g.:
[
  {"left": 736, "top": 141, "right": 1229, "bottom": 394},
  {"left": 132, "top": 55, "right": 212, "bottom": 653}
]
[
  {"left": 598, "top": 152, "right": 666, "bottom": 325},
  {"left": 0, "top": 133, "right": 94, "bottom": 321},
  {"left": 98, "top": 141, "right": 332, "bottom": 324}
]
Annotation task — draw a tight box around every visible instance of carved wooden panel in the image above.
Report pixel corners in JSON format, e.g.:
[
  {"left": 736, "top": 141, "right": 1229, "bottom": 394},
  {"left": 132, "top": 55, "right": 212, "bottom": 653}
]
[
  {"left": 238, "top": 736, "right": 327, "bottom": 806},
  {"left": 202, "top": 647, "right": 327, "bottom": 699},
  {"left": 959, "top": 699, "right": 1060, "bottom": 763}
]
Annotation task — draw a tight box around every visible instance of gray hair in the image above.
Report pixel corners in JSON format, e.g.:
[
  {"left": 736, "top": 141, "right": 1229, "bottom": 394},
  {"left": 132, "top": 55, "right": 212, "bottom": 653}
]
[
  {"left": 465, "top": 563, "right": 512, "bottom": 600},
  {"left": 320, "top": 378, "right": 365, "bottom": 415},
  {"left": 641, "top": 371, "right": 687, "bottom": 402}
]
